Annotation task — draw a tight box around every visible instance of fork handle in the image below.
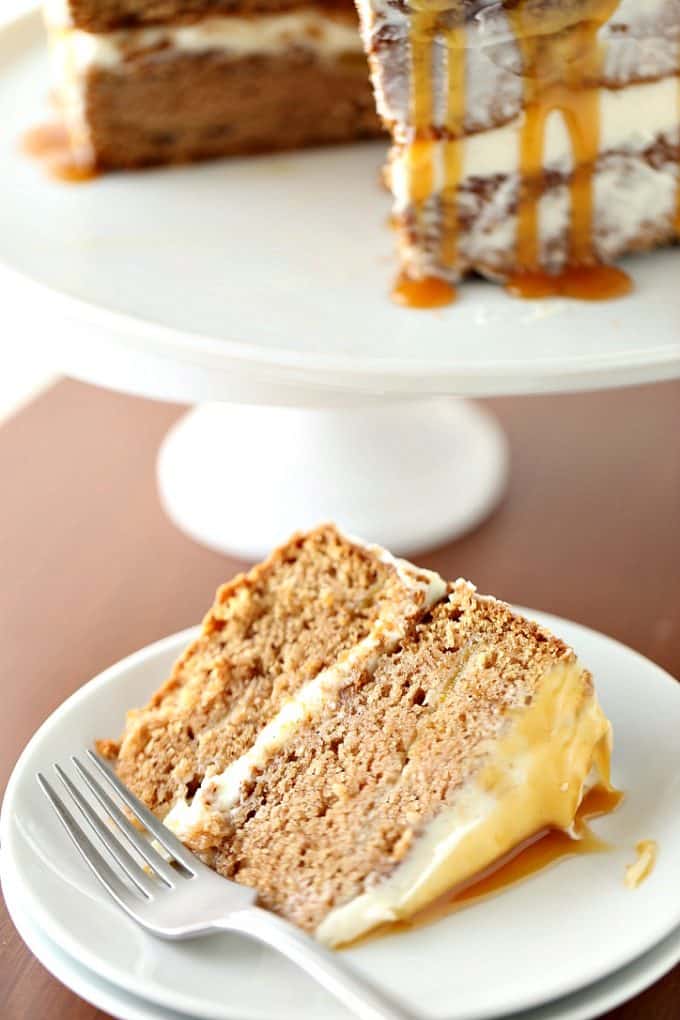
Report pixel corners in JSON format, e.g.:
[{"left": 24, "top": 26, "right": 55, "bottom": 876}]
[{"left": 218, "top": 906, "right": 418, "bottom": 1020}]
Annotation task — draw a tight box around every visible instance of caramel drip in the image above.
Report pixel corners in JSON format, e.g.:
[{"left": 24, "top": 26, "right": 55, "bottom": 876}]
[
  {"left": 352, "top": 785, "right": 623, "bottom": 946},
  {"left": 408, "top": 11, "right": 438, "bottom": 206},
  {"left": 624, "top": 839, "right": 658, "bottom": 889},
  {"left": 392, "top": 273, "right": 457, "bottom": 308},
  {"left": 507, "top": 1, "right": 629, "bottom": 296},
  {"left": 392, "top": 10, "right": 459, "bottom": 307},
  {"left": 441, "top": 27, "right": 465, "bottom": 270},
  {"left": 22, "top": 122, "right": 97, "bottom": 183},
  {"left": 506, "top": 264, "right": 632, "bottom": 300},
  {"left": 677, "top": 53, "right": 680, "bottom": 234}
]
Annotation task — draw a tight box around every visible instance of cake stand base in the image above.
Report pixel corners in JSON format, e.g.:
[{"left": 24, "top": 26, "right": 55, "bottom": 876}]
[{"left": 157, "top": 399, "right": 509, "bottom": 561}]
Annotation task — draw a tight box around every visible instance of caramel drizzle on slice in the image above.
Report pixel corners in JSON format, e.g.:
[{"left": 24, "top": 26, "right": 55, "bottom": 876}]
[{"left": 507, "top": 1, "right": 627, "bottom": 288}]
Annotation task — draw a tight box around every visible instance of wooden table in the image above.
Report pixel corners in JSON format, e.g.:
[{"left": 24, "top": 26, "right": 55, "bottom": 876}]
[{"left": 2, "top": 379, "right": 679, "bottom": 1020}]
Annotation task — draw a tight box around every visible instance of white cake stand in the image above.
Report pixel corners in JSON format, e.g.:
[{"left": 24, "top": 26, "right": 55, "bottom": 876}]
[{"left": 2, "top": 10, "right": 680, "bottom": 558}]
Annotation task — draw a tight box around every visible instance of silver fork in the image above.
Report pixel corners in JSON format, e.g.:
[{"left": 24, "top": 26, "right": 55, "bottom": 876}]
[{"left": 38, "top": 751, "right": 417, "bottom": 1020}]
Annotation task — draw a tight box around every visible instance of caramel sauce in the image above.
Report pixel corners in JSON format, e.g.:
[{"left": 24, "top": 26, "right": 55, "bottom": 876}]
[
  {"left": 506, "top": 0, "right": 630, "bottom": 298},
  {"left": 22, "top": 122, "right": 97, "bottom": 183},
  {"left": 408, "top": 12, "right": 438, "bottom": 210},
  {"left": 677, "top": 57, "right": 680, "bottom": 234},
  {"left": 624, "top": 839, "right": 658, "bottom": 889},
  {"left": 352, "top": 786, "right": 623, "bottom": 946},
  {"left": 506, "top": 264, "right": 632, "bottom": 300},
  {"left": 21, "top": 122, "right": 70, "bottom": 158},
  {"left": 441, "top": 27, "right": 466, "bottom": 270},
  {"left": 392, "top": 273, "right": 458, "bottom": 308},
  {"left": 397, "top": 1, "right": 634, "bottom": 305}
]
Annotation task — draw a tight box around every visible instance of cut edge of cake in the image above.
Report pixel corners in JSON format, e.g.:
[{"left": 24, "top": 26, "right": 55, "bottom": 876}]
[
  {"left": 42, "top": 0, "right": 382, "bottom": 170},
  {"left": 100, "top": 527, "right": 613, "bottom": 948}
]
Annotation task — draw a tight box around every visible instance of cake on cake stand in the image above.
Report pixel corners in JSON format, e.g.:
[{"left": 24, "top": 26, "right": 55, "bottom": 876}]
[{"left": 2, "top": 9, "right": 679, "bottom": 558}]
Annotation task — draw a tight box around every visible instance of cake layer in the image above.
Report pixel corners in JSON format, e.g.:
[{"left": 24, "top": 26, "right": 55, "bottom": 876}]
[
  {"left": 105, "top": 526, "right": 445, "bottom": 816},
  {"left": 391, "top": 139, "right": 679, "bottom": 281},
  {"left": 45, "top": 0, "right": 353, "bottom": 32},
  {"left": 162, "top": 579, "right": 610, "bottom": 944},
  {"left": 361, "top": 0, "right": 680, "bottom": 137},
  {"left": 47, "top": 11, "right": 380, "bottom": 167},
  {"left": 354, "top": 0, "right": 680, "bottom": 285}
]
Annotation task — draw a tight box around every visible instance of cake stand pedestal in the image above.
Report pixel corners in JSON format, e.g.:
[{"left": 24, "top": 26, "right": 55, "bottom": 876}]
[
  {"left": 157, "top": 400, "right": 508, "bottom": 559},
  {"left": 1, "top": 8, "right": 679, "bottom": 558}
]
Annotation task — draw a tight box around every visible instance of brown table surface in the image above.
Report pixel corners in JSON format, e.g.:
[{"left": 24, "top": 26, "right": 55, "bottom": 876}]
[{"left": 1, "top": 378, "right": 679, "bottom": 1020}]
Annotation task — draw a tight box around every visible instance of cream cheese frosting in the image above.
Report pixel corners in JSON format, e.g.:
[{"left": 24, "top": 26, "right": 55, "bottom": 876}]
[{"left": 46, "top": 11, "right": 364, "bottom": 69}]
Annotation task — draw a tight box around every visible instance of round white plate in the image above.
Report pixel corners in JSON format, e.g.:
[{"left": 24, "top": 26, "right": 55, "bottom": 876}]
[
  {"left": 4, "top": 855, "right": 680, "bottom": 1020},
  {"left": 1, "top": 12, "right": 679, "bottom": 406},
  {"left": 2, "top": 612, "right": 680, "bottom": 1020}
]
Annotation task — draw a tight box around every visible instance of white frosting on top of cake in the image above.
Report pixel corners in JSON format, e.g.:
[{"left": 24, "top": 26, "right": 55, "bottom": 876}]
[{"left": 164, "top": 547, "right": 446, "bottom": 840}]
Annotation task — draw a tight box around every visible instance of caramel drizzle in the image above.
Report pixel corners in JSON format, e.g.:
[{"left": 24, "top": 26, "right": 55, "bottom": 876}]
[
  {"left": 408, "top": 10, "right": 438, "bottom": 211},
  {"left": 509, "top": 1, "right": 621, "bottom": 275},
  {"left": 677, "top": 44, "right": 680, "bottom": 234},
  {"left": 441, "top": 27, "right": 465, "bottom": 269},
  {"left": 393, "top": 9, "right": 461, "bottom": 306}
]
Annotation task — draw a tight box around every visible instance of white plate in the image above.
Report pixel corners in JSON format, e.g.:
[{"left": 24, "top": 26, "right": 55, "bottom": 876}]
[
  {"left": 4, "top": 853, "right": 680, "bottom": 1020},
  {"left": 1, "top": 11, "right": 679, "bottom": 406},
  {"left": 2, "top": 613, "right": 680, "bottom": 1020}
]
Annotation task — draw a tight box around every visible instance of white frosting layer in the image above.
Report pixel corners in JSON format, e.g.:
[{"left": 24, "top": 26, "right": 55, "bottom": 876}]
[
  {"left": 390, "top": 77, "right": 680, "bottom": 210},
  {"left": 164, "top": 546, "right": 446, "bottom": 840},
  {"left": 46, "top": 12, "right": 363, "bottom": 70}
]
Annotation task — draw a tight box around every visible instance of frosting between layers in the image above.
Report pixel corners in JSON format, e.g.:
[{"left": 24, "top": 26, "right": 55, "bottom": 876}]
[
  {"left": 389, "top": 78, "right": 680, "bottom": 209},
  {"left": 164, "top": 547, "right": 446, "bottom": 840},
  {"left": 316, "top": 660, "right": 613, "bottom": 947},
  {"left": 44, "top": 5, "right": 365, "bottom": 165},
  {"left": 46, "top": 12, "right": 364, "bottom": 69},
  {"left": 393, "top": 148, "right": 678, "bottom": 280}
]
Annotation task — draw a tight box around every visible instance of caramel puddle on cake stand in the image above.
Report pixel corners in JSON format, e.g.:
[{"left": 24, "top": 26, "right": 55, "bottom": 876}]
[
  {"left": 22, "top": 122, "right": 98, "bottom": 182},
  {"left": 505, "top": 0, "right": 632, "bottom": 300},
  {"left": 349, "top": 785, "right": 624, "bottom": 947},
  {"left": 392, "top": 273, "right": 457, "bottom": 308}
]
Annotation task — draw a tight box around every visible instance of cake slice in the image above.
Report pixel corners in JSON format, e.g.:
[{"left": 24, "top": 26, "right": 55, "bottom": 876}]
[
  {"left": 43, "top": 0, "right": 382, "bottom": 170},
  {"left": 103, "top": 525, "right": 445, "bottom": 818},
  {"left": 101, "top": 526, "right": 612, "bottom": 946},
  {"left": 354, "top": 0, "right": 680, "bottom": 303}
]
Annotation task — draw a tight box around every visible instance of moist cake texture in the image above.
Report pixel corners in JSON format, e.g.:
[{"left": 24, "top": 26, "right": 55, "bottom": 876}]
[
  {"left": 43, "top": 0, "right": 382, "bottom": 169},
  {"left": 101, "top": 526, "right": 612, "bottom": 946},
  {"left": 353, "top": 0, "right": 680, "bottom": 290},
  {"left": 105, "top": 526, "right": 445, "bottom": 818}
]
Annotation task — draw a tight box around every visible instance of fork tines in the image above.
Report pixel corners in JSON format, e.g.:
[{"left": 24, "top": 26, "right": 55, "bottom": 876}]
[{"left": 38, "top": 750, "right": 195, "bottom": 907}]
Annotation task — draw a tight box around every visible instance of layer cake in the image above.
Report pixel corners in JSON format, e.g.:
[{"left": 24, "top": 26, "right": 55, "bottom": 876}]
[
  {"left": 353, "top": 0, "right": 680, "bottom": 300},
  {"left": 44, "top": 0, "right": 382, "bottom": 168},
  {"left": 100, "top": 525, "right": 613, "bottom": 946}
]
